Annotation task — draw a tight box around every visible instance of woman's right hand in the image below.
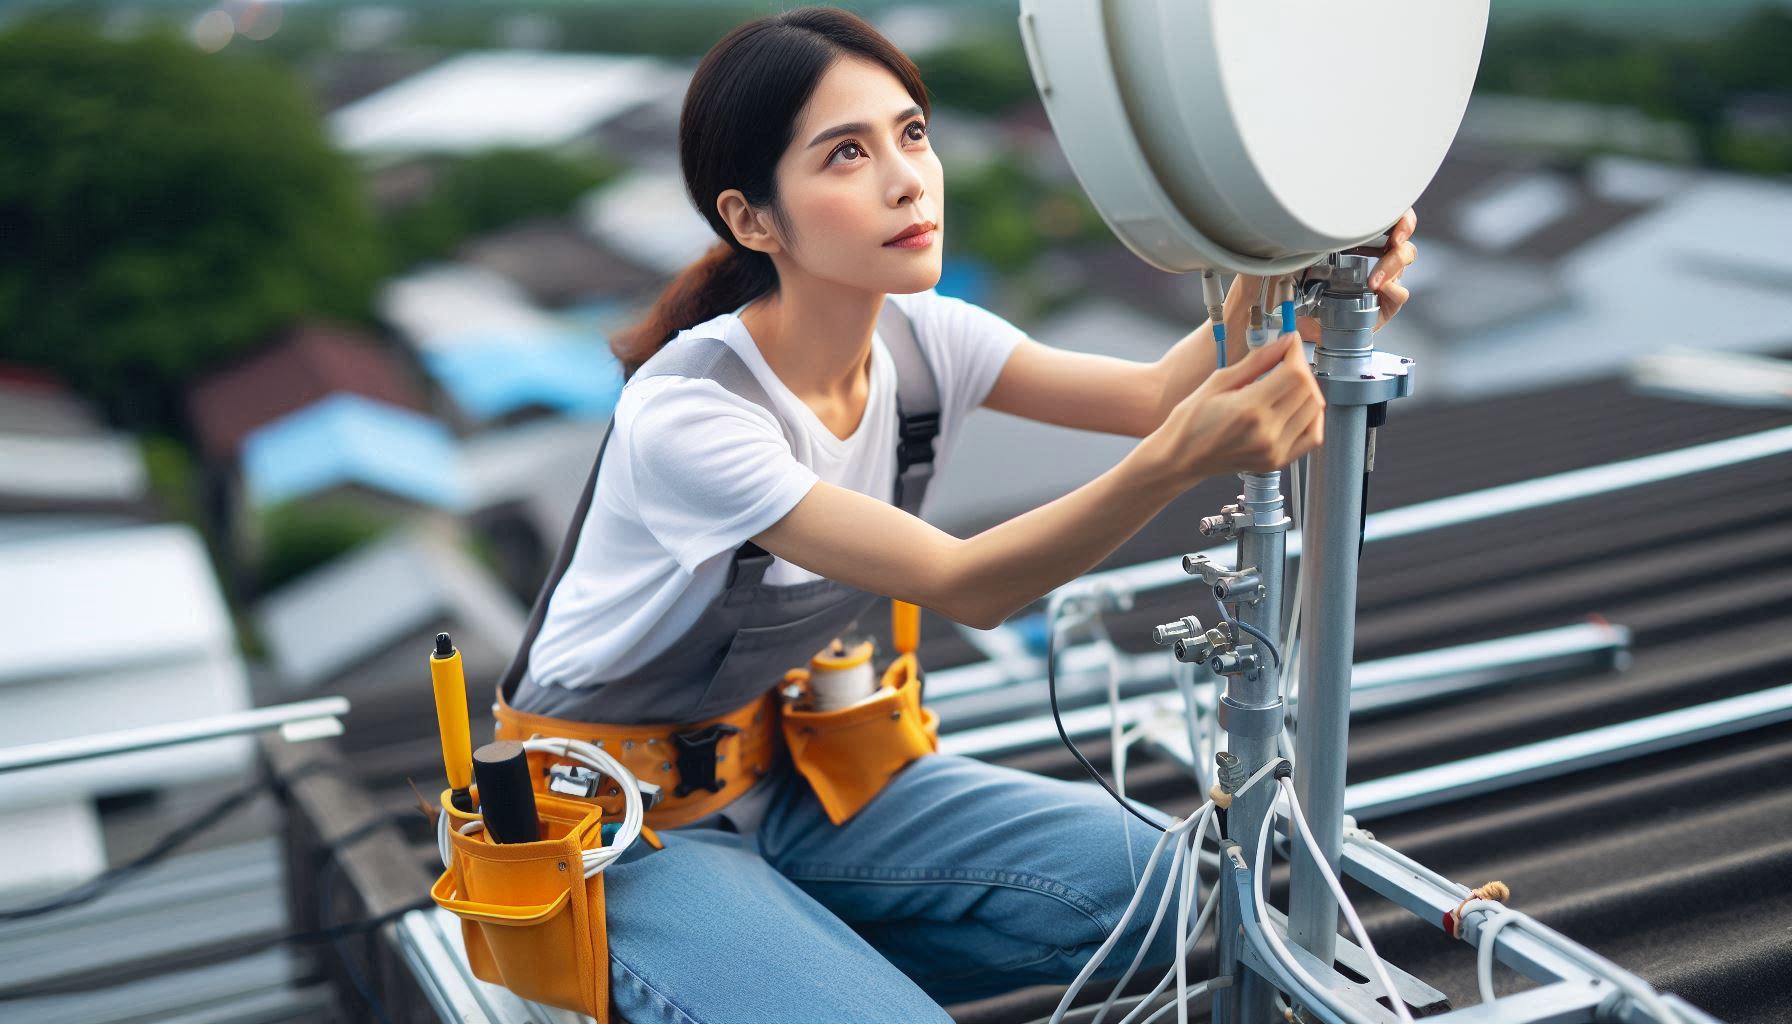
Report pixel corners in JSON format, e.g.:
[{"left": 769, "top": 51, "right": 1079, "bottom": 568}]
[{"left": 1143, "top": 334, "right": 1326, "bottom": 486}]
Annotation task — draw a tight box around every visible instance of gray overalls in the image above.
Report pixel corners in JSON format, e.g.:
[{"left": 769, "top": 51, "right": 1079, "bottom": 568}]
[{"left": 497, "top": 300, "right": 940, "bottom": 833}]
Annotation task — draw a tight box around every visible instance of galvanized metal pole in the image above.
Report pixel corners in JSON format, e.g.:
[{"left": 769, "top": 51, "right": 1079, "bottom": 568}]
[
  {"left": 1289, "top": 254, "right": 1397, "bottom": 968},
  {"left": 1223, "top": 469, "right": 1290, "bottom": 1024}
]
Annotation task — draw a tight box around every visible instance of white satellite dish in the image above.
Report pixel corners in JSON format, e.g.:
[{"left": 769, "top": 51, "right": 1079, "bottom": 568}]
[{"left": 1018, "top": 0, "right": 1490, "bottom": 275}]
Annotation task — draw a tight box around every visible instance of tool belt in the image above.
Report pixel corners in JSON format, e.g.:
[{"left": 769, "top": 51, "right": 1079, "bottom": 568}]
[
  {"left": 492, "top": 651, "right": 939, "bottom": 831},
  {"left": 781, "top": 650, "right": 940, "bottom": 825},
  {"left": 494, "top": 685, "right": 783, "bottom": 831},
  {"left": 430, "top": 785, "right": 617, "bottom": 1019}
]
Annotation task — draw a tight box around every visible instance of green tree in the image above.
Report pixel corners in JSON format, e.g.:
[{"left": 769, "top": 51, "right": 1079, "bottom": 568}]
[
  {"left": 0, "top": 20, "right": 388, "bottom": 430},
  {"left": 385, "top": 148, "right": 623, "bottom": 271},
  {"left": 918, "top": 36, "right": 1040, "bottom": 118}
]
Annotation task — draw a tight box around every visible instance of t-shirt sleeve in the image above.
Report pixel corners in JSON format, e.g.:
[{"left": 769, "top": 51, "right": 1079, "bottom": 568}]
[
  {"left": 903, "top": 289, "right": 1028, "bottom": 419},
  {"left": 624, "top": 379, "right": 819, "bottom": 574}
]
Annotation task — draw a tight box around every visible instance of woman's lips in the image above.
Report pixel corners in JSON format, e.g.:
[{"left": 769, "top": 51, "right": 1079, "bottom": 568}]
[{"left": 884, "top": 228, "right": 937, "bottom": 250}]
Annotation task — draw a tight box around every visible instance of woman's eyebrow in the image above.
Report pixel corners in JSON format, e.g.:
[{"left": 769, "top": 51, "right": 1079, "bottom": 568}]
[{"left": 805, "top": 105, "right": 924, "bottom": 149}]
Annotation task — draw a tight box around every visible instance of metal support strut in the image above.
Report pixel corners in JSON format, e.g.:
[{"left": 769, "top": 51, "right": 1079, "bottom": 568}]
[{"left": 1289, "top": 254, "right": 1409, "bottom": 968}]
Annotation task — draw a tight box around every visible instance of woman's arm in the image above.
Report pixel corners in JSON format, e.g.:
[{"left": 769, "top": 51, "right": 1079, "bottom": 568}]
[
  {"left": 753, "top": 440, "right": 1182, "bottom": 629},
  {"left": 754, "top": 337, "right": 1322, "bottom": 629},
  {"left": 981, "top": 278, "right": 1262, "bottom": 438},
  {"left": 982, "top": 210, "right": 1419, "bottom": 439}
]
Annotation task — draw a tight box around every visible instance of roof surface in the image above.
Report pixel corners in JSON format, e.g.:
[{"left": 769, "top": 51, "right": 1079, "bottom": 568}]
[
  {"left": 422, "top": 336, "right": 623, "bottom": 423},
  {"left": 328, "top": 50, "right": 680, "bottom": 155},
  {"left": 256, "top": 524, "right": 525, "bottom": 690},
  {"left": 240, "top": 392, "right": 464, "bottom": 509},
  {"left": 185, "top": 321, "right": 426, "bottom": 462},
  {"left": 277, "top": 358, "right": 1792, "bottom": 1022}
]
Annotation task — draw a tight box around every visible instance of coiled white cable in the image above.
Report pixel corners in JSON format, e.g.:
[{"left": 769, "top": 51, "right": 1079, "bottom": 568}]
[{"left": 436, "top": 735, "right": 646, "bottom": 879}]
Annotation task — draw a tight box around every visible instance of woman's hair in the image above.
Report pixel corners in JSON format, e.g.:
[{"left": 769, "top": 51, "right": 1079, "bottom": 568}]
[{"left": 610, "top": 6, "right": 931, "bottom": 378}]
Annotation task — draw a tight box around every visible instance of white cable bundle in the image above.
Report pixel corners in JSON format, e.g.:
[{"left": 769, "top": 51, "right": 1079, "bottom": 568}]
[{"left": 437, "top": 736, "right": 646, "bottom": 879}]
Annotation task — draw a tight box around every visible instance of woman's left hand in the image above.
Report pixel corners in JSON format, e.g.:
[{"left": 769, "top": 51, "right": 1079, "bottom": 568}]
[
  {"left": 1369, "top": 207, "right": 1418, "bottom": 331},
  {"left": 1293, "top": 206, "right": 1418, "bottom": 339}
]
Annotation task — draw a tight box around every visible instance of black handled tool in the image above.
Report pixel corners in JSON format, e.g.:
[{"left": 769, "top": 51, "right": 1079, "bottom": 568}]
[{"left": 473, "top": 740, "right": 541, "bottom": 844}]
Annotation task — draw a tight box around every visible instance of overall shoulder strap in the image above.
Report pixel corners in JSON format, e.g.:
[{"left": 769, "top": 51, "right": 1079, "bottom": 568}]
[
  {"left": 498, "top": 337, "right": 796, "bottom": 702},
  {"left": 878, "top": 299, "right": 940, "bottom": 515},
  {"left": 499, "top": 419, "right": 613, "bottom": 703}
]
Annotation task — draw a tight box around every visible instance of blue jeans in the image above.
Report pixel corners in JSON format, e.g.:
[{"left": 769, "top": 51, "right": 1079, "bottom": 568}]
[{"left": 602, "top": 753, "right": 1184, "bottom": 1023}]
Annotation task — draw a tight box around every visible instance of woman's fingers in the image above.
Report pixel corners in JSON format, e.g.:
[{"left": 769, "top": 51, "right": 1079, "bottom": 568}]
[
  {"left": 1370, "top": 239, "right": 1416, "bottom": 291},
  {"left": 1393, "top": 207, "right": 1417, "bottom": 246},
  {"left": 1210, "top": 333, "right": 1295, "bottom": 389},
  {"left": 1379, "top": 282, "right": 1410, "bottom": 322}
]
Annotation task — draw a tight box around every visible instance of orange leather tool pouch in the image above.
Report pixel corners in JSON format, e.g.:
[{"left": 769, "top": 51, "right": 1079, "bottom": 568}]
[
  {"left": 779, "top": 652, "right": 940, "bottom": 825},
  {"left": 429, "top": 788, "right": 611, "bottom": 1019}
]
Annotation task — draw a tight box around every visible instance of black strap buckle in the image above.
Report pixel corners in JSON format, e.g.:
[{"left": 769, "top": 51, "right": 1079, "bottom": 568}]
[
  {"left": 896, "top": 411, "right": 940, "bottom": 473},
  {"left": 670, "top": 723, "right": 741, "bottom": 797}
]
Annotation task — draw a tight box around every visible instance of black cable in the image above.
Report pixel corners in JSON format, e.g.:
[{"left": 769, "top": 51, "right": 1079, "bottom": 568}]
[
  {"left": 0, "top": 799, "right": 435, "bottom": 1003},
  {"left": 1048, "top": 611, "right": 1169, "bottom": 834},
  {"left": 0, "top": 755, "right": 344, "bottom": 924},
  {"left": 1358, "top": 467, "right": 1372, "bottom": 561},
  {"left": 1220, "top": 615, "right": 1282, "bottom": 668}
]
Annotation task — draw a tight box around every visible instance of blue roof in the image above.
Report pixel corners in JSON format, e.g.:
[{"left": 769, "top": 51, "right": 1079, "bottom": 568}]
[
  {"left": 424, "top": 336, "right": 624, "bottom": 422},
  {"left": 242, "top": 393, "right": 465, "bottom": 509}
]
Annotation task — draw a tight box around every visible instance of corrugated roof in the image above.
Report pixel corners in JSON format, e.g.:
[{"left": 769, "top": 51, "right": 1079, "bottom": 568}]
[{"left": 270, "top": 362, "right": 1792, "bottom": 1022}]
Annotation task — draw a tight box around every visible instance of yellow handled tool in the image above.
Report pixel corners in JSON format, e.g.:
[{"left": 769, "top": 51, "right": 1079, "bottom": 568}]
[
  {"left": 430, "top": 632, "right": 475, "bottom": 812},
  {"left": 892, "top": 601, "right": 920, "bottom": 655}
]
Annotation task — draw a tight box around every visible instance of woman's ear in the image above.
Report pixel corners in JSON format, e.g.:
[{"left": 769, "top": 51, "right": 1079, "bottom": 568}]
[{"left": 716, "top": 189, "right": 783, "bottom": 256}]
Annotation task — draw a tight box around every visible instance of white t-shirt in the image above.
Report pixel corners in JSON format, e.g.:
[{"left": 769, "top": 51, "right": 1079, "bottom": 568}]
[{"left": 527, "top": 288, "right": 1027, "bottom": 690}]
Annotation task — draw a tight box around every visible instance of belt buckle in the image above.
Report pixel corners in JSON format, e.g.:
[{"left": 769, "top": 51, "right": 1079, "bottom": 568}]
[{"left": 669, "top": 723, "right": 741, "bottom": 797}]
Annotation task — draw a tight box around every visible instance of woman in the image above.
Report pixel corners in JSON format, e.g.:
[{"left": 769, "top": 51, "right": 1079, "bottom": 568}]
[{"left": 500, "top": 7, "right": 1417, "bottom": 1022}]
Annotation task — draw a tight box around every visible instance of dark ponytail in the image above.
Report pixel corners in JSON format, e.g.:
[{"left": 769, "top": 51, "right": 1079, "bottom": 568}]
[{"left": 610, "top": 6, "right": 930, "bottom": 378}]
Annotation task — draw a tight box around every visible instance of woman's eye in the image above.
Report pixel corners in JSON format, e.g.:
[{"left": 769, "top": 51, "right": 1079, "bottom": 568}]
[
  {"left": 906, "top": 121, "right": 928, "bottom": 142},
  {"left": 831, "top": 142, "right": 863, "bottom": 164}
]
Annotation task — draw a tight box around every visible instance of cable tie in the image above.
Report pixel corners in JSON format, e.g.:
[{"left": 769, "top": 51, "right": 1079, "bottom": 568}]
[{"left": 1445, "top": 880, "right": 1512, "bottom": 939}]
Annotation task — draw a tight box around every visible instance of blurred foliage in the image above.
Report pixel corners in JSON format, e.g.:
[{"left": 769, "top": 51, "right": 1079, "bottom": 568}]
[
  {"left": 256, "top": 496, "right": 395, "bottom": 592},
  {"left": 916, "top": 35, "right": 1039, "bottom": 117},
  {"left": 0, "top": 19, "right": 388, "bottom": 432},
  {"left": 1478, "top": 7, "right": 1792, "bottom": 172},
  {"left": 141, "top": 433, "right": 200, "bottom": 526},
  {"left": 947, "top": 155, "right": 1109, "bottom": 273},
  {"left": 384, "top": 148, "right": 623, "bottom": 271}
]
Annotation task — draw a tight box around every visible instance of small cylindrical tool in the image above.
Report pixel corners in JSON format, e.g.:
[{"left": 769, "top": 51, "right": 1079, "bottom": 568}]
[
  {"left": 429, "top": 632, "right": 475, "bottom": 812},
  {"left": 806, "top": 638, "right": 878, "bottom": 711},
  {"left": 472, "top": 741, "right": 540, "bottom": 844}
]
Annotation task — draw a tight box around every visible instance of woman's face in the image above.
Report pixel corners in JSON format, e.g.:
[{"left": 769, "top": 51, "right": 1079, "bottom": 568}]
[{"left": 768, "top": 56, "right": 944, "bottom": 295}]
